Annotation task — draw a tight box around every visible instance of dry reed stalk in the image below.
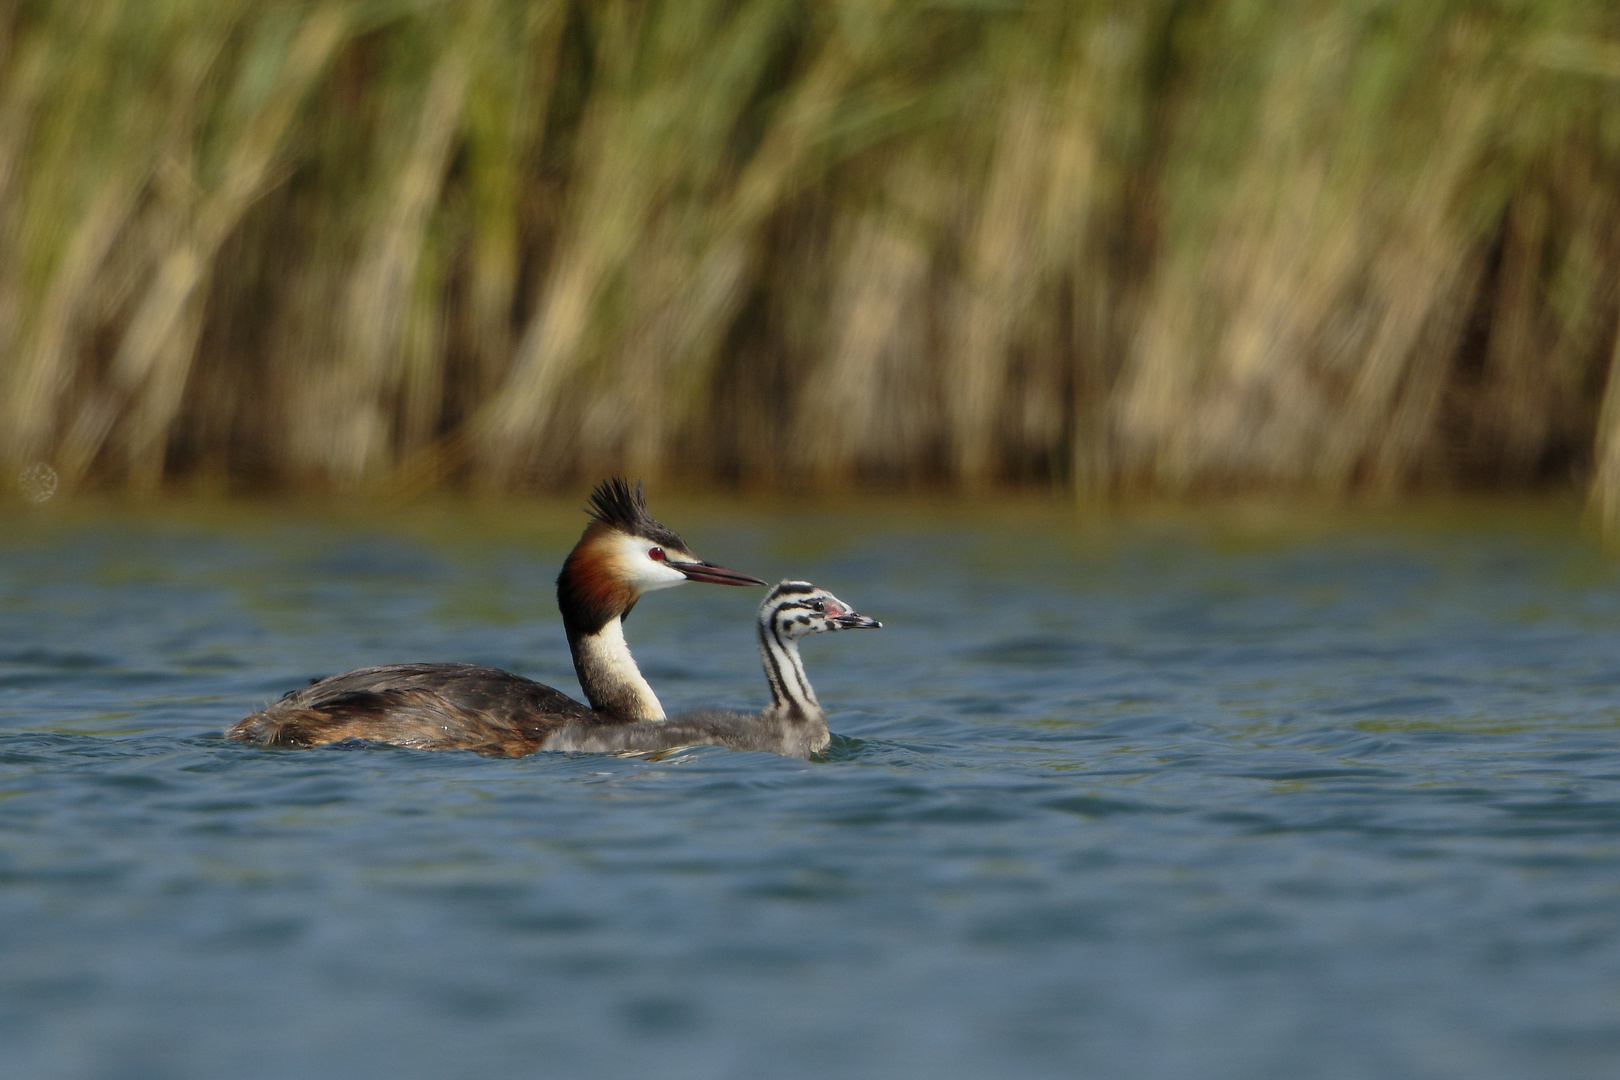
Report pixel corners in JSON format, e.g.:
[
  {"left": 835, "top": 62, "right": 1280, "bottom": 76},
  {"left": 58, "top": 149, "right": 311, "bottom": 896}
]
[
  {"left": 944, "top": 7, "right": 1108, "bottom": 489},
  {"left": 1113, "top": 11, "right": 1509, "bottom": 495},
  {"left": 459, "top": 5, "right": 565, "bottom": 403},
  {"left": 1591, "top": 320, "right": 1620, "bottom": 537},
  {"left": 54, "top": 5, "right": 348, "bottom": 489},
  {"left": 308, "top": 4, "right": 568, "bottom": 498},
  {"left": 3, "top": 176, "right": 143, "bottom": 467},
  {"left": 1479, "top": 108, "right": 1620, "bottom": 498},
  {"left": 468, "top": 4, "right": 657, "bottom": 486},
  {"left": 311, "top": 1, "right": 490, "bottom": 489},
  {"left": 1459, "top": 162, "right": 1614, "bottom": 487},
  {"left": 601, "top": 4, "right": 880, "bottom": 481},
  {"left": 1114, "top": 14, "right": 1362, "bottom": 491},
  {"left": 789, "top": 152, "right": 941, "bottom": 485},
  {"left": 0, "top": 11, "right": 50, "bottom": 234},
  {"left": 0, "top": 3, "right": 127, "bottom": 472},
  {"left": 473, "top": 0, "right": 876, "bottom": 486},
  {"left": 1470, "top": 187, "right": 1556, "bottom": 478},
  {"left": 1320, "top": 81, "right": 1502, "bottom": 491}
]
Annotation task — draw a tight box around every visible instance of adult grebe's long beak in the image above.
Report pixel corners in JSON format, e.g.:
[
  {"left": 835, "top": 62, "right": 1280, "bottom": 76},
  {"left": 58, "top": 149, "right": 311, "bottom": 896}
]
[{"left": 676, "top": 560, "right": 768, "bottom": 587}]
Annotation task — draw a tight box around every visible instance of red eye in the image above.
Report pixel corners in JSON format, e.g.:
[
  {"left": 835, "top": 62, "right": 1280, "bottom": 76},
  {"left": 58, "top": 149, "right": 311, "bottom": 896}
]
[{"left": 649, "top": 547, "right": 665, "bottom": 561}]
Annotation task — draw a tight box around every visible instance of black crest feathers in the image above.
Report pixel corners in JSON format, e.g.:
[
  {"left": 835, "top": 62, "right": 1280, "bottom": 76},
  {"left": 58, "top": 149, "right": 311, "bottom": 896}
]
[{"left": 585, "top": 478, "right": 685, "bottom": 548}]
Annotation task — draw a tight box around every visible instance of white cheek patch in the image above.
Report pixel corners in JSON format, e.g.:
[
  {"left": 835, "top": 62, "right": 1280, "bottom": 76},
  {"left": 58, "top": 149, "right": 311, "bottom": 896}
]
[{"left": 612, "top": 534, "right": 688, "bottom": 592}]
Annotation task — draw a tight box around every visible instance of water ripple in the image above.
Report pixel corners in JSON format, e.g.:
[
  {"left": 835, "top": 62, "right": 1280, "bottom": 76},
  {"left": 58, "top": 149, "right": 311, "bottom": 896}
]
[{"left": 2, "top": 509, "right": 1620, "bottom": 1079}]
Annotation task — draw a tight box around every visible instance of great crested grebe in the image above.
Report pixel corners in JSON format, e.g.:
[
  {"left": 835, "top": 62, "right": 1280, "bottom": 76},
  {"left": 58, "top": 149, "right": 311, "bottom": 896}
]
[
  {"left": 546, "top": 580, "right": 880, "bottom": 759},
  {"left": 226, "top": 479, "right": 766, "bottom": 755}
]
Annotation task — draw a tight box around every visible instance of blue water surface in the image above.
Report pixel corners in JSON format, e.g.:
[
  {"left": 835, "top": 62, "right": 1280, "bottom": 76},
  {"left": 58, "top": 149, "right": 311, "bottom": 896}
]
[{"left": 2, "top": 499, "right": 1619, "bottom": 1079}]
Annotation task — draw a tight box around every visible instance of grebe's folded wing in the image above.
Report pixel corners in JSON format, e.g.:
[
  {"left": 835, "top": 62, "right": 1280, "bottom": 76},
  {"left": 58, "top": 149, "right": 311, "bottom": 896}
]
[{"left": 231, "top": 663, "right": 596, "bottom": 756}]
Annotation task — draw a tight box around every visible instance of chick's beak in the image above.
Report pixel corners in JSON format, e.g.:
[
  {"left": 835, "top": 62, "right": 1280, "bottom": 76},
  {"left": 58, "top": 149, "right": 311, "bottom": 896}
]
[
  {"left": 834, "top": 612, "right": 882, "bottom": 630},
  {"left": 676, "top": 559, "right": 768, "bottom": 587}
]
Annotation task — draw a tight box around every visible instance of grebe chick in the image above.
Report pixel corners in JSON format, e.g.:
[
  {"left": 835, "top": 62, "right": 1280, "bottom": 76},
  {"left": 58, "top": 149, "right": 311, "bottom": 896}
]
[
  {"left": 226, "top": 479, "right": 766, "bottom": 755},
  {"left": 546, "top": 581, "right": 880, "bottom": 759}
]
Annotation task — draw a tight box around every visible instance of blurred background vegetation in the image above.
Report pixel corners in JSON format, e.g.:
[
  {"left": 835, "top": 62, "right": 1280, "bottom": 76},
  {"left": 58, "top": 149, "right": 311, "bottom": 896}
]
[{"left": 3, "top": 0, "right": 1620, "bottom": 518}]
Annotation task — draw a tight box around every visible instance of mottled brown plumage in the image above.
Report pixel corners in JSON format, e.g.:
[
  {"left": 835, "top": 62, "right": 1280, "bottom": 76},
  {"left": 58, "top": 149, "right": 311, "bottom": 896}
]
[
  {"left": 227, "top": 479, "right": 765, "bottom": 754},
  {"left": 230, "top": 664, "right": 597, "bottom": 756}
]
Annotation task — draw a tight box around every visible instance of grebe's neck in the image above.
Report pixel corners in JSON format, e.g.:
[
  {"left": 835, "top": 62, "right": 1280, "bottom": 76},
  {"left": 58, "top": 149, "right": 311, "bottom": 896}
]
[
  {"left": 757, "top": 618, "right": 823, "bottom": 724},
  {"left": 567, "top": 617, "right": 664, "bottom": 722},
  {"left": 557, "top": 528, "right": 664, "bottom": 722}
]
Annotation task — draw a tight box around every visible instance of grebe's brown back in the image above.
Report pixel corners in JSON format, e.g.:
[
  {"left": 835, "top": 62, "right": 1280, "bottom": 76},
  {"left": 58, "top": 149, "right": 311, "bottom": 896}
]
[{"left": 226, "top": 479, "right": 765, "bottom": 755}]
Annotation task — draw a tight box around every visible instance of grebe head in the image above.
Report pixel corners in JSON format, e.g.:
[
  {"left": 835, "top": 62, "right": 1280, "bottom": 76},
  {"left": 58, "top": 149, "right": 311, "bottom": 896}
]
[
  {"left": 762, "top": 581, "right": 882, "bottom": 641},
  {"left": 560, "top": 479, "right": 766, "bottom": 632}
]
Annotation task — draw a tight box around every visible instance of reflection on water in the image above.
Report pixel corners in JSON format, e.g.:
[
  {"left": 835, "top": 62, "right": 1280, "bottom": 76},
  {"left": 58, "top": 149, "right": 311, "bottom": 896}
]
[{"left": 3, "top": 500, "right": 1620, "bottom": 1079}]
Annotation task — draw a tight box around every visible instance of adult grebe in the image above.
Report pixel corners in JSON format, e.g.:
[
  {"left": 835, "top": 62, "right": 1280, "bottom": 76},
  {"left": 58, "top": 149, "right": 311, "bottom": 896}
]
[
  {"left": 226, "top": 479, "right": 766, "bottom": 755},
  {"left": 546, "top": 581, "right": 880, "bottom": 759}
]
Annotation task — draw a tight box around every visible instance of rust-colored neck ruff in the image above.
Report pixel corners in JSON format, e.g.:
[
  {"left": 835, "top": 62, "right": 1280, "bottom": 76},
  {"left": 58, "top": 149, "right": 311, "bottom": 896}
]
[
  {"left": 556, "top": 522, "right": 634, "bottom": 636},
  {"left": 556, "top": 522, "right": 664, "bottom": 721}
]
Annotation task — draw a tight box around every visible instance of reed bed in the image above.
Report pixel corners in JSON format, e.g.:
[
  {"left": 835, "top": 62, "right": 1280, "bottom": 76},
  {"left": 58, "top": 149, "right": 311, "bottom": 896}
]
[{"left": 3, "top": 0, "right": 1620, "bottom": 518}]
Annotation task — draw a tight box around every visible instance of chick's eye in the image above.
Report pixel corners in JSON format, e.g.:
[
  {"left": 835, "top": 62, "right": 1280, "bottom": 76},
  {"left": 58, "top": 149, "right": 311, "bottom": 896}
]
[
  {"left": 649, "top": 547, "right": 665, "bottom": 561},
  {"left": 809, "top": 601, "right": 825, "bottom": 612}
]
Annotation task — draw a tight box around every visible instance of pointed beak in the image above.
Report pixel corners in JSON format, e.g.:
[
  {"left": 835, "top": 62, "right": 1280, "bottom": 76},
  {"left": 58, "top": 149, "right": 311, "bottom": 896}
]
[
  {"left": 834, "top": 612, "right": 882, "bottom": 630},
  {"left": 675, "top": 560, "right": 768, "bottom": 587}
]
